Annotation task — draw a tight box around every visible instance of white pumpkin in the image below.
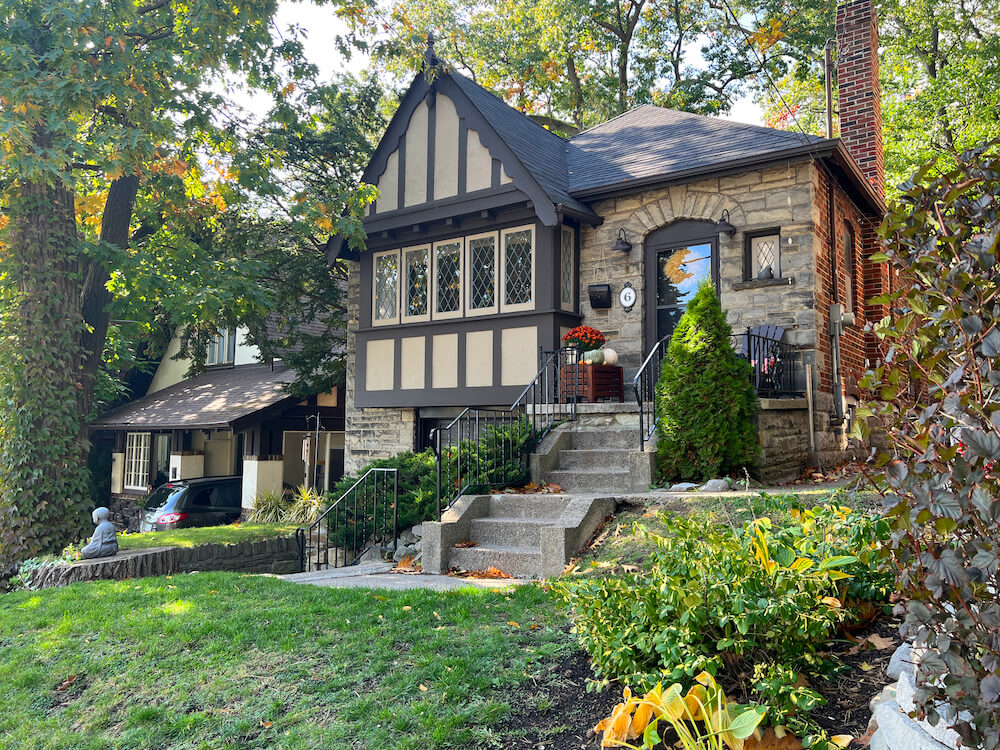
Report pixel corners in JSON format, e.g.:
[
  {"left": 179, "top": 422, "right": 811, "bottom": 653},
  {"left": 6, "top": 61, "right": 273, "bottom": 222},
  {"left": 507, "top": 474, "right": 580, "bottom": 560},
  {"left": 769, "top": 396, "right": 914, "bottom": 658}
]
[{"left": 602, "top": 347, "right": 619, "bottom": 366}]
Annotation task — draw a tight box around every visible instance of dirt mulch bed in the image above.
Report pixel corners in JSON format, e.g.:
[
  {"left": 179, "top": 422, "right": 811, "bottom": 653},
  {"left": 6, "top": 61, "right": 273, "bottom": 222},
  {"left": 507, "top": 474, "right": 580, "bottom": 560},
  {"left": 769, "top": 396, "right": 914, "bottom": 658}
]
[
  {"left": 498, "top": 612, "right": 902, "bottom": 749},
  {"left": 495, "top": 649, "right": 616, "bottom": 749}
]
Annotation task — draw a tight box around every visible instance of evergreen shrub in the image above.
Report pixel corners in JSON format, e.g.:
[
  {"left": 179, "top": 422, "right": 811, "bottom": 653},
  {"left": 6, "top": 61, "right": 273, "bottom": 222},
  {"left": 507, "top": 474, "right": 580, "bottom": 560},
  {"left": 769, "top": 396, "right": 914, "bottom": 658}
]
[{"left": 655, "top": 280, "right": 759, "bottom": 482}]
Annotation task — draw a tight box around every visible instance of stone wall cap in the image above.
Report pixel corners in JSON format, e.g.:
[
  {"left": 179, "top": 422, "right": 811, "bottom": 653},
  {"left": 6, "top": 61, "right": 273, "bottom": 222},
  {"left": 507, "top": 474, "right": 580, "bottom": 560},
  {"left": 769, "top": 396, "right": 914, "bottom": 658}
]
[{"left": 759, "top": 398, "right": 808, "bottom": 410}]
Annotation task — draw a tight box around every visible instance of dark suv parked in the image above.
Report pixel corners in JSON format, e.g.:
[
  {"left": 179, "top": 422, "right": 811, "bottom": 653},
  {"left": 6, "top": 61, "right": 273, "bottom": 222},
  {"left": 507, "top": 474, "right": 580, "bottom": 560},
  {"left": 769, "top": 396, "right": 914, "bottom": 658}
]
[{"left": 139, "top": 476, "right": 242, "bottom": 532}]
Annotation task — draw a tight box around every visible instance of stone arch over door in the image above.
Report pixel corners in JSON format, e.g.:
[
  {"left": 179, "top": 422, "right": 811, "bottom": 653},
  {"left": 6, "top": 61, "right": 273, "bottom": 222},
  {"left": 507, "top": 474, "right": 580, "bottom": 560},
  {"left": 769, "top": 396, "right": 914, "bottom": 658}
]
[{"left": 644, "top": 219, "right": 722, "bottom": 350}]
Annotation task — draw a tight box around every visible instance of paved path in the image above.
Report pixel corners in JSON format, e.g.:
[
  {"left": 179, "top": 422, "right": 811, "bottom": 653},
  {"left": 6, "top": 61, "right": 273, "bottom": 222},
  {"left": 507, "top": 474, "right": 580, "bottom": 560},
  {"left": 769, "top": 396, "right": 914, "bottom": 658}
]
[{"left": 281, "top": 561, "right": 525, "bottom": 591}]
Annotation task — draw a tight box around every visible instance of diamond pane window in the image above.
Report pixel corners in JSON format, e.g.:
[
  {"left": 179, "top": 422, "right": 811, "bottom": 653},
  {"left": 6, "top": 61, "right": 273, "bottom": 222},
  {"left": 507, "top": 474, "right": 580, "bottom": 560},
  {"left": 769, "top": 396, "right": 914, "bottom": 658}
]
[
  {"left": 504, "top": 229, "right": 533, "bottom": 307},
  {"left": 560, "top": 227, "right": 574, "bottom": 307},
  {"left": 435, "top": 242, "right": 462, "bottom": 315},
  {"left": 404, "top": 247, "right": 428, "bottom": 318},
  {"left": 468, "top": 235, "right": 496, "bottom": 311},
  {"left": 750, "top": 232, "right": 780, "bottom": 279},
  {"left": 374, "top": 252, "right": 399, "bottom": 322}
]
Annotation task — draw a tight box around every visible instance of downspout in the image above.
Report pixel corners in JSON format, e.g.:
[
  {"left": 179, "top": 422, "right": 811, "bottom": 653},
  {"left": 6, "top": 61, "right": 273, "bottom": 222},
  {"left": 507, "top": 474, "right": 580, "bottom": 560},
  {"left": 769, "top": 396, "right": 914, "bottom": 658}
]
[{"left": 824, "top": 42, "right": 846, "bottom": 428}]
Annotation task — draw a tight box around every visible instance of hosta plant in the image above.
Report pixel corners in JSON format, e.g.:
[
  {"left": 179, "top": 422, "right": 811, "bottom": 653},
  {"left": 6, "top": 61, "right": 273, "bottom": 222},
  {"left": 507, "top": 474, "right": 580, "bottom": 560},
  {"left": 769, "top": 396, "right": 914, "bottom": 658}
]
[
  {"left": 594, "top": 671, "right": 767, "bottom": 750},
  {"left": 855, "top": 147, "right": 1000, "bottom": 749}
]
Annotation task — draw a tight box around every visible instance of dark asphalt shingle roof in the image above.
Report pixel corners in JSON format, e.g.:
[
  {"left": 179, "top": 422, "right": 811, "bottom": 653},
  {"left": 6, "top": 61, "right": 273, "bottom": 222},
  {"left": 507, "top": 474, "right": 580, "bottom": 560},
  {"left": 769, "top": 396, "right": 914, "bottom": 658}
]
[
  {"left": 567, "top": 105, "right": 828, "bottom": 194},
  {"left": 92, "top": 363, "right": 296, "bottom": 430}
]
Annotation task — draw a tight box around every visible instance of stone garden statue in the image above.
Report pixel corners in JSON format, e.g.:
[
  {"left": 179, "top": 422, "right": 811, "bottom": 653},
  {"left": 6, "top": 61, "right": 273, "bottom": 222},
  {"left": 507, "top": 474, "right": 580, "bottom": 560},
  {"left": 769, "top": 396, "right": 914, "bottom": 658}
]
[{"left": 81, "top": 507, "right": 118, "bottom": 559}]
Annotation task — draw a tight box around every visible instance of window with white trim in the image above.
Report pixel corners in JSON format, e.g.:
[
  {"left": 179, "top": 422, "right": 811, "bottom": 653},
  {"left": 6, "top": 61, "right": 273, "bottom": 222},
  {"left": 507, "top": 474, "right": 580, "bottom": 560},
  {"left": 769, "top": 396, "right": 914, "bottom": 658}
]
[
  {"left": 403, "top": 245, "right": 430, "bottom": 322},
  {"left": 433, "top": 239, "right": 463, "bottom": 319},
  {"left": 560, "top": 226, "right": 575, "bottom": 311},
  {"left": 373, "top": 250, "right": 400, "bottom": 325},
  {"left": 501, "top": 225, "right": 534, "bottom": 312},
  {"left": 124, "top": 432, "right": 151, "bottom": 491},
  {"left": 206, "top": 329, "right": 235, "bottom": 366},
  {"left": 466, "top": 232, "right": 498, "bottom": 316}
]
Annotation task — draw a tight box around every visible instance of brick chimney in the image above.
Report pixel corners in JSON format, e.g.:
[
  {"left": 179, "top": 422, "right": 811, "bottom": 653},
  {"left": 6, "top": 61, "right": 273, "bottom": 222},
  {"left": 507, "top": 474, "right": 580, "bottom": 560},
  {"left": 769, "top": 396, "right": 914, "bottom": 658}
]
[{"left": 836, "top": 0, "right": 884, "bottom": 198}]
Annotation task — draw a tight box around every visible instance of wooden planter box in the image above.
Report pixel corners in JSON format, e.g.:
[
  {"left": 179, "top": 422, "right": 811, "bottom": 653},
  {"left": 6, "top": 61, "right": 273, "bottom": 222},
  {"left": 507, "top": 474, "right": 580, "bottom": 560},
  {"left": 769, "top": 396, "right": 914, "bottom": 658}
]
[{"left": 560, "top": 363, "right": 624, "bottom": 403}]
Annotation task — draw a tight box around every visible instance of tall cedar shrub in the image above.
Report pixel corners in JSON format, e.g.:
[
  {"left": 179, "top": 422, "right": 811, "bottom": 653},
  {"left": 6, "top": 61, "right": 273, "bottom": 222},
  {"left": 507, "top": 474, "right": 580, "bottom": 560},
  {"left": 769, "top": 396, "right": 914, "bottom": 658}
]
[
  {"left": 857, "top": 147, "right": 1000, "bottom": 750},
  {"left": 655, "top": 280, "right": 759, "bottom": 482}
]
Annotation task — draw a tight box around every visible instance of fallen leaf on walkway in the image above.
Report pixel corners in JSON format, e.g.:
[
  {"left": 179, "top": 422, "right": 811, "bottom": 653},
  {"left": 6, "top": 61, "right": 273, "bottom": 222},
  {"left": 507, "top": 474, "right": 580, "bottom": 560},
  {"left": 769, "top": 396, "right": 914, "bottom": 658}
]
[{"left": 453, "top": 540, "right": 478, "bottom": 548}]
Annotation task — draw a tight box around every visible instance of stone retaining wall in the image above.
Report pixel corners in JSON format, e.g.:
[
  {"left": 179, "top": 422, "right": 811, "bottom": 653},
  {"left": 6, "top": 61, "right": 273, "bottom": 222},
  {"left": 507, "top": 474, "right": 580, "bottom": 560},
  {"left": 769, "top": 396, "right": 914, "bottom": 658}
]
[
  {"left": 757, "top": 399, "right": 811, "bottom": 482},
  {"left": 25, "top": 535, "right": 301, "bottom": 589}
]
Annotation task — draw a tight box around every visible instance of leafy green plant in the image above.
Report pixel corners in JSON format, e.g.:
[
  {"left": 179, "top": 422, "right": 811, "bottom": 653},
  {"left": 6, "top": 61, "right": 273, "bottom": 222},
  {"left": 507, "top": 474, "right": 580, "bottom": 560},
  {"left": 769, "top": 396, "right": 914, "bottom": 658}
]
[
  {"left": 655, "top": 280, "right": 759, "bottom": 483},
  {"left": 246, "top": 489, "right": 292, "bottom": 523},
  {"left": 855, "top": 147, "right": 1000, "bottom": 750},
  {"left": 285, "top": 485, "right": 325, "bottom": 525},
  {"left": 556, "top": 502, "right": 887, "bottom": 743}
]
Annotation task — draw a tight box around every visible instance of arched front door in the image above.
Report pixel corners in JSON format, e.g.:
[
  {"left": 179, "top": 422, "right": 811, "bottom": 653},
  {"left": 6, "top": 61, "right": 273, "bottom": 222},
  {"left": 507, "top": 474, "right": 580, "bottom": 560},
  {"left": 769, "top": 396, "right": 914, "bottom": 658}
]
[{"left": 644, "top": 220, "right": 720, "bottom": 348}]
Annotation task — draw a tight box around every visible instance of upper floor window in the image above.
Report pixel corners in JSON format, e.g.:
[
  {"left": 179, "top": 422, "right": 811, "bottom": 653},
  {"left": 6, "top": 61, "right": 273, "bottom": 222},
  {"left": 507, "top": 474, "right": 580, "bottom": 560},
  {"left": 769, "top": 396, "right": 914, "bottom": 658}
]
[
  {"left": 206, "top": 329, "right": 236, "bottom": 366},
  {"left": 371, "top": 225, "right": 534, "bottom": 326},
  {"left": 745, "top": 229, "right": 781, "bottom": 280}
]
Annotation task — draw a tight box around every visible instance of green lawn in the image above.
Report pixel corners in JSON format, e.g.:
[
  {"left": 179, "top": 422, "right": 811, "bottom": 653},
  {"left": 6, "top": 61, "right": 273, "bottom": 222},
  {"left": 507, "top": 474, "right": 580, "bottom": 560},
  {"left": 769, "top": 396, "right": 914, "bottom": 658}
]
[
  {"left": 117, "top": 523, "right": 299, "bottom": 550},
  {"left": 0, "top": 573, "right": 572, "bottom": 749}
]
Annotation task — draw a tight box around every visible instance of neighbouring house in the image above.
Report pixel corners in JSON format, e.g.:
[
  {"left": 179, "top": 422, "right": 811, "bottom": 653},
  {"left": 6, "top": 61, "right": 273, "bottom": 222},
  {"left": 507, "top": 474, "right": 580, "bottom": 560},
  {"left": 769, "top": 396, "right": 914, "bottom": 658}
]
[
  {"left": 330, "top": 0, "right": 887, "bottom": 480},
  {"left": 91, "top": 326, "right": 345, "bottom": 527}
]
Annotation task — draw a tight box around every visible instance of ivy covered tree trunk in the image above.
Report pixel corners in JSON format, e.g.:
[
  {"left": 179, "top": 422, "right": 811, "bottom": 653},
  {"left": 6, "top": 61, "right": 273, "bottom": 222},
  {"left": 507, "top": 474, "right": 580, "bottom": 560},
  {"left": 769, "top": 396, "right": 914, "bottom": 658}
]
[{"left": 0, "top": 161, "right": 92, "bottom": 571}]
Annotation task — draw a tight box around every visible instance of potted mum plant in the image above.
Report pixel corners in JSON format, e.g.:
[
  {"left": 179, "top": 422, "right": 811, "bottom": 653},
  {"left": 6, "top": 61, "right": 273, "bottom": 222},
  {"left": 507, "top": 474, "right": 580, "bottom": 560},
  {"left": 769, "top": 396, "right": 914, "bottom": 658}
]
[{"left": 559, "top": 326, "right": 623, "bottom": 402}]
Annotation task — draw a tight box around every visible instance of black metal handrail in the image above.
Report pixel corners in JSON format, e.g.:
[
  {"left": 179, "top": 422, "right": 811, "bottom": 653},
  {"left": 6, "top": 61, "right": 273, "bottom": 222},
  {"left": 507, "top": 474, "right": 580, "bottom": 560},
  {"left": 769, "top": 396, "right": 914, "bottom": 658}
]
[
  {"left": 430, "top": 347, "right": 580, "bottom": 520},
  {"left": 632, "top": 336, "right": 668, "bottom": 451},
  {"left": 741, "top": 331, "right": 802, "bottom": 398},
  {"left": 632, "top": 327, "right": 804, "bottom": 451},
  {"left": 296, "top": 467, "right": 398, "bottom": 572}
]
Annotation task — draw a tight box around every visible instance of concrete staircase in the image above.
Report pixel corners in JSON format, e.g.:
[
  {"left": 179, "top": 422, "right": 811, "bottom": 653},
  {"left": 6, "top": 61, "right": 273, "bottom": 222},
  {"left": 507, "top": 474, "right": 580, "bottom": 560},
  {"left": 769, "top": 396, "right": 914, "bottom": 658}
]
[
  {"left": 423, "top": 493, "right": 615, "bottom": 578},
  {"left": 544, "top": 428, "right": 640, "bottom": 494}
]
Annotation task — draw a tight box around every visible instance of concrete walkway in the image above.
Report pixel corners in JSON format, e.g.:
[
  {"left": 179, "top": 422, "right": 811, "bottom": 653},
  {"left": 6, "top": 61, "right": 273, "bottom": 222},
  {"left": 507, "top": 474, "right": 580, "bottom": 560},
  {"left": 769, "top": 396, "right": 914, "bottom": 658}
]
[{"left": 280, "top": 561, "right": 524, "bottom": 591}]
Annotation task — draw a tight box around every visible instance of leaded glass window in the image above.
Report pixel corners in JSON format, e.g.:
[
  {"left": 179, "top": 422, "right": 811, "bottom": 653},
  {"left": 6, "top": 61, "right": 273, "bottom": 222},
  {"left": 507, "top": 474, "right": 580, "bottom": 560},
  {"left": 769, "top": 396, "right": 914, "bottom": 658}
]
[
  {"left": 373, "top": 251, "right": 399, "bottom": 323},
  {"left": 560, "top": 227, "right": 574, "bottom": 308},
  {"left": 435, "top": 241, "right": 462, "bottom": 316},
  {"left": 468, "top": 234, "right": 496, "bottom": 313},
  {"left": 503, "top": 228, "right": 533, "bottom": 308},
  {"left": 748, "top": 231, "right": 780, "bottom": 279},
  {"left": 404, "top": 247, "right": 429, "bottom": 319}
]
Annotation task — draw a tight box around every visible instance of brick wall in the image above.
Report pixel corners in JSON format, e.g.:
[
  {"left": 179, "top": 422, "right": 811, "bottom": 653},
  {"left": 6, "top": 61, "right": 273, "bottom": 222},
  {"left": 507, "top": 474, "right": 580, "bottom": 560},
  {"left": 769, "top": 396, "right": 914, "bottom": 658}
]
[{"left": 343, "top": 259, "right": 417, "bottom": 474}]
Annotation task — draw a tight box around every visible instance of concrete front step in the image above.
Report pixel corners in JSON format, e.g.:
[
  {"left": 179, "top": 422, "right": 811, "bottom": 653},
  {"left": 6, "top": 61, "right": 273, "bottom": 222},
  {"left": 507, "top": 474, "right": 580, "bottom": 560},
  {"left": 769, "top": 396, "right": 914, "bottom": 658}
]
[
  {"left": 569, "top": 430, "right": 637, "bottom": 450},
  {"left": 546, "top": 468, "right": 633, "bottom": 493},
  {"left": 449, "top": 543, "right": 543, "bottom": 578},
  {"left": 558, "top": 448, "right": 634, "bottom": 469},
  {"left": 488, "top": 495, "right": 570, "bottom": 518},
  {"left": 469, "top": 516, "right": 562, "bottom": 547}
]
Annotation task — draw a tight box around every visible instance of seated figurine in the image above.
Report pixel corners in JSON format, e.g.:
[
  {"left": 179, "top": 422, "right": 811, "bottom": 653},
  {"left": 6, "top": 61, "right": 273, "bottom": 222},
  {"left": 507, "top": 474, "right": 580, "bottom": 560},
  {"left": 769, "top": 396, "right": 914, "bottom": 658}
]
[{"left": 81, "top": 507, "right": 118, "bottom": 559}]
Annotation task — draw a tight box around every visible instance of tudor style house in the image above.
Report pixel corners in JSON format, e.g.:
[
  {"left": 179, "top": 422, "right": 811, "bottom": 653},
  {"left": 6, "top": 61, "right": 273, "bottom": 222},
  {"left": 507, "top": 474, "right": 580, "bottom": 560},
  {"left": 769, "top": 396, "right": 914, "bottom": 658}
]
[
  {"left": 91, "top": 326, "right": 345, "bottom": 518},
  {"left": 333, "top": 0, "right": 888, "bottom": 478}
]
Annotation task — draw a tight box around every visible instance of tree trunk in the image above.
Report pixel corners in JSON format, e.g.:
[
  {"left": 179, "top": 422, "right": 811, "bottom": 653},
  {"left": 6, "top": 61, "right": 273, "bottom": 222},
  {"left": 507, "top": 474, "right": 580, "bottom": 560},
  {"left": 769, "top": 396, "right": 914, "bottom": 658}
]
[
  {"left": 0, "top": 140, "right": 93, "bottom": 570},
  {"left": 78, "top": 175, "right": 140, "bottom": 419}
]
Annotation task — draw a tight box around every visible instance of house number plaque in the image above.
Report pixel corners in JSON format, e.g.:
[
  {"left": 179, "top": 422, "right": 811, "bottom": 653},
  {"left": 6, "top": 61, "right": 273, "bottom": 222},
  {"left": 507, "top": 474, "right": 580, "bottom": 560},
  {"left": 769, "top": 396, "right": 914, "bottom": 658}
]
[{"left": 619, "top": 282, "right": 637, "bottom": 312}]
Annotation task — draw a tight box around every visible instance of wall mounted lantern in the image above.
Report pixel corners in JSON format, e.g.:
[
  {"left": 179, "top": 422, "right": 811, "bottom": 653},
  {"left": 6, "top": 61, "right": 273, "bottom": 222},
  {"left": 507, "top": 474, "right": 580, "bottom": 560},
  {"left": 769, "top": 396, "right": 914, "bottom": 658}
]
[
  {"left": 612, "top": 228, "right": 633, "bottom": 253},
  {"left": 716, "top": 209, "right": 737, "bottom": 236}
]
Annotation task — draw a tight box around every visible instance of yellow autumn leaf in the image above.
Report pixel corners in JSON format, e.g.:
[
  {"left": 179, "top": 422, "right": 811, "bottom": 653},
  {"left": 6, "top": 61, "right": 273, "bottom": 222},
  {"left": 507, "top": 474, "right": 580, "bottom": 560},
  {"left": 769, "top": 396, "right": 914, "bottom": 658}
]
[
  {"left": 820, "top": 596, "right": 842, "bottom": 608},
  {"left": 831, "top": 735, "right": 853, "bottom": 748},
  {"left": 507, "top": 621, "right": 520, "bottom": 628},
  {"left": 419, "top": 684, "right": 427, "bottom": 691}
]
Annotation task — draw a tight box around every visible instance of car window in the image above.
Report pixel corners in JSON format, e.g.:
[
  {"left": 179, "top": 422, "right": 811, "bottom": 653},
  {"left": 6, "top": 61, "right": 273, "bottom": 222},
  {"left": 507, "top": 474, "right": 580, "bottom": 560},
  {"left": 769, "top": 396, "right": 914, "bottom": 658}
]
[
  {"left": 143, "top": 485, "right": 185, "bottom": 511},
  {"left": 189, "top": 488, "right": 214, "bottom": 507}
]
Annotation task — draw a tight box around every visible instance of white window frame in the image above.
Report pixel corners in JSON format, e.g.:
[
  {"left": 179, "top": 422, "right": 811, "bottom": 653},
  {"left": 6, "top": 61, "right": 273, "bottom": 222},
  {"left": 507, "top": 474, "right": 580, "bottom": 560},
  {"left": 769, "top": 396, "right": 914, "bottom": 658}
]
[
  {"left": 372, "top": 249, "right": 400, "bottom": 326},
  {"left": 432, "top": 238, "right": 464, "bottom": 321},
  {"left": 560, "top": 225, "right": 575, "bottom": 312},
  {"left": 401, "top": 244, "right": 431, "bottom": 323},
  {"left": 124, "top": 432, "right": 151, "bottom": 492},
  {"left": 747, "top": 229, "right": 781, "bottom": 280},
  {"left": 500, "top": 224, "right": 536, "bottom": 313},
  {"left": 464, "top": 231, "right": 499, "bottom": 317},
  {"left": 206, "top": 329, "right": 235, "bottom": 366}
]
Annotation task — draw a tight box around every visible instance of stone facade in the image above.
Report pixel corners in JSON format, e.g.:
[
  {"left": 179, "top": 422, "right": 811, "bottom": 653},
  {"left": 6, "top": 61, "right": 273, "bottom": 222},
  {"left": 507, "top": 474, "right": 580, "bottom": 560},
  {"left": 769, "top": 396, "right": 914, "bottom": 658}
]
[{"left": 343, "top": 258, "right": 417, "bottom": 473}]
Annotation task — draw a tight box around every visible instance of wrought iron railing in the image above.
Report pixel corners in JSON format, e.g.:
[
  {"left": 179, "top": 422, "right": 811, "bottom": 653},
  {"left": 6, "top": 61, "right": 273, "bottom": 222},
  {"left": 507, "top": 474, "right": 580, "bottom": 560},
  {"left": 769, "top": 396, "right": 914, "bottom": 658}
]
[
  {"left": 632, "top": 336, "right": 669, "bottom": 451},
  {"left": 296, "top": 467, "right": 398, "bottom": 572},
  {"left": 741, "top": 330, "right": 802, "bottom": 398},
  {"left": 632, "top": 328, "right": 804, "bottom": 451},
  {"left": 430, "top": 347, "right": 580, "bottom": 519}
]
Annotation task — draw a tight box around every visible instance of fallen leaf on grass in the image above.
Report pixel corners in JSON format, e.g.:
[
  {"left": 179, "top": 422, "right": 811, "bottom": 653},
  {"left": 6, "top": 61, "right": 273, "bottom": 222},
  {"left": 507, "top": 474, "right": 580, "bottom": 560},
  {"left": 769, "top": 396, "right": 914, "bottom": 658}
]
[
  {"left": 419, "top": 684, "right": 428, "bottom": 691},
  {"left": 260, "top": 720, "right": 273, "bottom": 729},
  {"left": 370, "top": 594, "right": 387, "bottom": 602},
  {"left": 433, "top": 611, "right": 441, "bottom": 620},
  {"left": 402, "top": 605, "right": 412, "bottom": 611},
  {"left": 507, "top": 621, "right": 520, "bottom": 628},
  {"left": 56, "top": 675, "right": 77, "bottom": 691}
]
